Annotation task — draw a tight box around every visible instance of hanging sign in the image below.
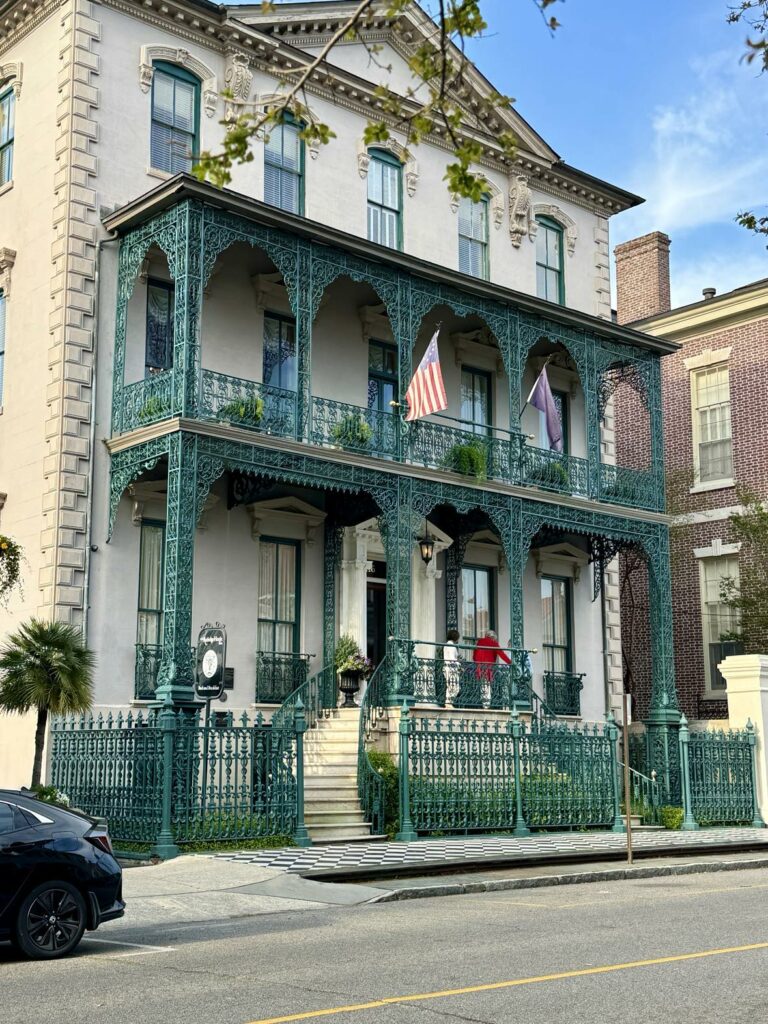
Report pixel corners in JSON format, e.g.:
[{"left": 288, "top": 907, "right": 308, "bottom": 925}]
[{"left": 195, "top": 624, "right": 227, "bottom": 700}]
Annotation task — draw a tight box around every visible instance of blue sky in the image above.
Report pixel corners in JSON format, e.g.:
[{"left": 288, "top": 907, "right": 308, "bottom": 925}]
[{"left": 237, "top": 1, "right": 767, "bottom": 305}]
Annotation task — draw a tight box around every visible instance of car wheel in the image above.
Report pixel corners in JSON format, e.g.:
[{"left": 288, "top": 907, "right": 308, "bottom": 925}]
[{"left": 13, "top": 881, "right": 87, "bottom": 960}]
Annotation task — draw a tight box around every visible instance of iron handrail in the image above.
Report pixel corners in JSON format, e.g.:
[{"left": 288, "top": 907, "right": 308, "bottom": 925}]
[{"left": 357, "top": 657, "right": 388, "bottom": 836}]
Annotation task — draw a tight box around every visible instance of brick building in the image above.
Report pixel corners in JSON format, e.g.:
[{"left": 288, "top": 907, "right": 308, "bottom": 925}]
[{"left": 615, "top": 231, "right": 768, "bottom": 720}]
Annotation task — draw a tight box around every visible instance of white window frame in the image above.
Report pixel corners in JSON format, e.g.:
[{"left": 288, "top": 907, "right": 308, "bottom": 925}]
[
  {"left": 685, "top": 348, "right": 734, "bottom": 492},
  {"left": 695, "top": 543, "right": 741, "bottom": 698}
]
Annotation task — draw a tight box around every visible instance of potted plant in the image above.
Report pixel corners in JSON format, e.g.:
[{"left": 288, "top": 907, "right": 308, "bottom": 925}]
[
  {"left": 218, "top": 396, "right": 264, "bottom": 428},
  {"left": 137, "top": 395, "right": 170, "bottom": 423},
  {"left": 0, "top": 535, "right": 23, "bottom": 606},
  {"left": 331, "top": 413, "right": 373, "bottom": 450},
  {"left": 334, "top": 634, "right": 372, "bottom": 707},
  {"left": 527, "top": 458, "right": 569, "bottom": 489},
  {"left": 440, "top": 440, "right": 488, "bottom": 480}
]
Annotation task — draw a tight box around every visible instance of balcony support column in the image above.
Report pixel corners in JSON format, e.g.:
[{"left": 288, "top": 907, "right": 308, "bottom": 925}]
[
  {"left": 171, "top": 201, "right": 205, "bottom": 420},
  {"left": 382, "top": 480, "right": 417, "bottom": 704},
  {"left": 445, "top": 534, "right": 470, "bottom": 635},
  {"left": 155, "top": 432, "right": 198, "bottom": 707}
]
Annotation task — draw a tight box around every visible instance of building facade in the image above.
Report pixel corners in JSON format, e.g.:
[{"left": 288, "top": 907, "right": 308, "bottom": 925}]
[
  {"left": 0, "top": 0, "right": 678, "bottom": 821},
  {"left": 615, "top": 231, "right": 768, "bottom": 722}
]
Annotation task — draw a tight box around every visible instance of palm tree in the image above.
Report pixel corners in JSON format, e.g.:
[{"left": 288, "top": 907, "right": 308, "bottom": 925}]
[{"left": 0, "top": 620, "right": 94, "bottom": 787}]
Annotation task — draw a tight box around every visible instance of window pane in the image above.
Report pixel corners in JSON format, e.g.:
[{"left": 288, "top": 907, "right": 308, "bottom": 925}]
[
  {"left": 146, "top": 283, "right": 174, "bottom": 372},
  {"left": 475, "top": 571, "right": 491, "bottom": 636},
  {"left": 536, "top": 264, "right": 547, "bottom": 300},
  {"left": 138, "top": 525, "right": 163, "bottom": 612},
  {"left": 276, "top": 543, "right": 296, "bottom": 621},
  {"left": 458, "top": 233, "right": 471, "bottom": 275},
  {"left": 274, "top": 623, "right": 293, "bottom": 653},
  {"left": 536, "top": 225, "right": 548, "bottom": 265},
  {"left": 265, "top": 124, "right": 284, "bottom": 163},
  {"left": 153, "top": 73, "right": 175, "bottom": 126},
  {"left": 368, "top": 160, "right": 383, "bottom": 203},
  {"left": 264, "top": 162, "right": 282, "bottom": 207},
  {"left": 259, "top": 543, "right": 276, "bottom": 621},
  {"left": 368, "top": 344, "right": 384, "bottom": 372},
  {"left": 281, "top": 170, "right": 300, "bottom": 214},
  {"left": 381, "top": 208, "right": 397, "bottom": 248},
  {"left": 174, "top": 80, "right": 195, "bottom": 133},
  {"left": 546, "top": 269, "right": 560, "bottom": 302},
  {"left": 282, "top": 124, "right": 301, "bottom": 171},
  {"left": 367, "top": 203, "right": 381, "bottom": 243},
  {"left": 547, "top": 228, "right": 561, "bottom": 269},
  {"left": 257, "top": 621, "right": 274, "bottom": 652},
  {"left": 381, "top": 163, "right": 399, "bottom": 210},
  {"left": 461, "top": 568, "right": 476, "bottom": 639}
]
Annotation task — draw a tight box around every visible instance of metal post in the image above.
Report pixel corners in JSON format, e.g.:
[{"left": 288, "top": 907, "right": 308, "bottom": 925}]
[
  {"left": 607, "top": 712, "right": 626, "bottom": 834},
  {"left": 396, "top": 701, "right": 417, "bottom": 841},
  {"left": 201, "top": 698, "right": 211, "bottom": 825},
  {"left": 153, "top": 706, "right": 180, "bottom": 860},
  {"left": 679, "top": 714, "right": 699, "bottom": 831},
  {"left": 511, "top": 706, "right": 530, "bottom": 837},
  {"left": 746, "top": 719, "right": 765, "bottom": 828},
  {"left": 622, "top": 692, "right": 633, "bottom": 861},
  {"left": 293, "top": 697, "right": 311, "bottom": 847}
]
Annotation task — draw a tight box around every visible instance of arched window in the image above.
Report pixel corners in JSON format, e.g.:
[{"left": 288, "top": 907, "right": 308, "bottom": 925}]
[
  {"left": 0, "top": 83, "right": 14, "bottom": 185},
  {"left": 458, "top": 195, "right": 489, "bottom": 279},
  {"left": 367, "top": 148, "right": 402, "bottom": 249},
  {"left": 150, "top": 61, "right": 200, "bottom": 174},
  {"left": 264, "top": 114, "right": 304, "bottom": 215},
  {"left": 535, "top": 215, "right": 564, "bottom": 304}
]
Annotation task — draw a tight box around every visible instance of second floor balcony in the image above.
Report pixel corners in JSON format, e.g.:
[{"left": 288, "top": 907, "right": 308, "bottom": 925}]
[{"left": 108, "top": 181, "right": 671, "bottom": 515}]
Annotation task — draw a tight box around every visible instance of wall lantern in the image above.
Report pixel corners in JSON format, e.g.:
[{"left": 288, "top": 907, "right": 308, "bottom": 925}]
[{"left": 419, "top": 522, "right": 435, "bottom": 566}]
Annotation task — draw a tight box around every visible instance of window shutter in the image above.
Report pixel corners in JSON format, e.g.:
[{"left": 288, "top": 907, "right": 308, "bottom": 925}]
[
  {"left": 264, "top": 162, "right": 282, "bottom": 208},
  {"left": 458, "top": 233, "right": 471, "bottom": 275}
]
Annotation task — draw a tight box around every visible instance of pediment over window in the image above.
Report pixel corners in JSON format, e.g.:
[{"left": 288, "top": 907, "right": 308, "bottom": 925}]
[
  {"left": 246, "top": 497, "right": 326, "bottom": 544},
  {"left": 139, "top": 46, "right": 218, "bottom": 117},
  {"left": 531, "top": 204, "right": 578, "bottom": 255},
  {"left": 0, "top": 62, "right": 22, "bottom": 98},
  {"left": 533, "top": 542, "right": 589, "bottom": 582}
]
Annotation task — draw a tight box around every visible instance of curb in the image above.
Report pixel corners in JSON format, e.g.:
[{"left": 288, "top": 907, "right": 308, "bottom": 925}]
[{"left": 370, "top": 855, "right": 768, "bottom": 902}]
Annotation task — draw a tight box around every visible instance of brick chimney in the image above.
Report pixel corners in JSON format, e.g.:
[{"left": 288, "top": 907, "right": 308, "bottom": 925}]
[{"left": 614, "top": 231, "right": 671, "bottom": 325}]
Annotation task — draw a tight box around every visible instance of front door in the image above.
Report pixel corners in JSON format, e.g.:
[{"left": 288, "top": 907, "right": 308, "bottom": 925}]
[{"left": 366, "top": 575, "right": 387, "bottom": 668}]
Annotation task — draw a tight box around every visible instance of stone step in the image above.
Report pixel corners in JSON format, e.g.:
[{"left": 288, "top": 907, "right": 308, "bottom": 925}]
[
  {"left": 304, "top": 786, "right": 359, "bottom": 801},
  {"left": 305, "top": 809, "right": 367, "bottom": 826},
  {"left": 322, "top": 709, "right": 361, "bottom": 721},
  {"left": 310, "top": 833, "right": 389, "bottom": 846},
  {"left": 305, "top": 765, "right": 358, "bottom": 778},
  {"left": 304, "top": 776, "right": 358, "bottom": 790},
  {"left": 305, "top": 735, "right": 359, "bottom": 748},
  {"left": 305, "top": 753, "right": 358, "bottom": 767},
  {"left": 303, "top": 798, "right": 363, "bottom": 814},
  {"left": 306, "top": 823, "right": 373, "bottom": 841}
]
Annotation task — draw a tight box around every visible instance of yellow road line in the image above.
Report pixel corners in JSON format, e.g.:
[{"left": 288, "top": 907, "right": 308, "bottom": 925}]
[{"left": 245, "top": 941, "right": 768, "bottom": 1024}]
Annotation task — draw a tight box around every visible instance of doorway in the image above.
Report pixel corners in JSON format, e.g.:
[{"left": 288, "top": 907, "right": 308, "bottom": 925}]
[{"left": 366, "top": 560, "right": 387, "bottom": 667}]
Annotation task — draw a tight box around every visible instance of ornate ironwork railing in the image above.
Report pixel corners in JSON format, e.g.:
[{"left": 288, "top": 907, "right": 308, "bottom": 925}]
[
  {"left": 390, "top": 638, "right": 554, "bottom": 719},
  {"left": 686, "top": 723, "right": 761, "bottom": 826},
  {"left": 620, "top": 762, "right": 662, "bottom": 825},
  {"left": 200, "top": 369, "right": 297, "bottom": 439},
  {"left": 543, "top": 671, "right": 585, "bottom": 716},
  {"left": 599, "top": 464, "right": 656, "bottom": 511},
  {"left": 400, "top": 708, "right": 622, "bottom": 835},
  {"left": 255, "top": 651, "right": 312, "bottom": 704},
  {"left": 120, "top": 370, "right": 173, "bottom": 432},
  {"left": 358, "top": 658, "right": 388, "bottom": 836},
  {"left": 135, "top": 643, "right": 163, "bottom": 701},
  {"left": 310, "top": 397, "right": 399, "bottom": 459},
  {"left": 521, "top": 443, "right": 589, "bottom": 497},
  {"left": 405, "top": 414, "right": 521, "bottom": 484},
  {"left": 49, "top": 708, "right": 300, "bottom": 848}
]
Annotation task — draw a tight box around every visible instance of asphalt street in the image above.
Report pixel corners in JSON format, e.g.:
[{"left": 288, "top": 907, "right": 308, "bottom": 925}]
[{"left": 3, "top": 866, "right": 768, "bottom": 1024}]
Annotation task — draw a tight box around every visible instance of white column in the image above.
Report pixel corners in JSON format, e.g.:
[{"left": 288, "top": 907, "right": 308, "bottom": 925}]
[
  {"left": 339, "top": 527, "right": 368, "bottom": 649},
  {"left": 721, "top": 654, "right": 768, "bottom": 824}
]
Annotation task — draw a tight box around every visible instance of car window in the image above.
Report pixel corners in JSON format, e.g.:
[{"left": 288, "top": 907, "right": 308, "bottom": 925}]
[{"left": 0, "top": 801, "right": 19, "bottom": 834}]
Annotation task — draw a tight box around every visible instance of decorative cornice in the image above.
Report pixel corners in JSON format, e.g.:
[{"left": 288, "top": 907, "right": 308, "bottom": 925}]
[
  {"left": 0, "top": 247, "right": 16, "bottom": 297},
  {"left": 0, "top": 0, "right": 53, "bottom": 54},
  {"left": 139, "top": 45, "right": 218, "bottom": 117},
  {"left": 0, "top": 60, "right": 22, "bottom": 96}
]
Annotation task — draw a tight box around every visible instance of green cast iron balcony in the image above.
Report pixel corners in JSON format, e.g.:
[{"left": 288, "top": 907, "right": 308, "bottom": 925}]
[
  {"left": 200, "top": 370, "right": 298, "bottom": 439},
  {"left": 120, "top": 370, "right": 173, "bottom": 432},
  {"left": 543, "top": 671, "right": 585, "bottom": 716},
  {"left": 598, "top": 464, "right": 657, "bottom": 512},
  {"left": 406, "top": 414, "right": 521, "bottom": 484},
  {"left": 255, "top": 651, "right": 312, "bottom": 704},
  {"left": 310, "top": 397, "right": 399, "bottom": 459},
  {"left": 520, "top": 443, "right": 589, "bottom": 498}
]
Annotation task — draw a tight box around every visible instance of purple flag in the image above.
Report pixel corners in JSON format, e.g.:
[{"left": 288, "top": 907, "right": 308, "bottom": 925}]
[{"left": 527, "top": 366, "right": 563, "bottom": 452}]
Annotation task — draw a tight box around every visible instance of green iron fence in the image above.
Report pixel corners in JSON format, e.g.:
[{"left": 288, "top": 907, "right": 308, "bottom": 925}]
[
  {"left": 50, "top": 706, "right": 306, "bottom": 855},
  {"left": 310, "top": 397, "right": 399, "bottom": 459},
  {"left": 680, "top": 718, "right": 763, "bottom": 828},
  {"left": 620, "top": 762, "right": 663, "bottom": 825},
  {"left": 119, "top": 369, "right": 173, "bottom": 432},
  {"left": 397, "top": 706, "right": 623, "bottom": 836},
  {"left": 200, "top": 370, "right": 298, "bottom": 438},
  {"left": 255, "top": 651, "right": 312, "bottom": 704},
  {"left": 520, "top": 444, "right": 589, "bottom": 498}
]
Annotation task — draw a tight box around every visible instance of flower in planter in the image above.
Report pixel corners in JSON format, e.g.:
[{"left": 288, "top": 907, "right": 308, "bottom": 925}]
[
  {"left": 331, "top": 414, "right": 373, "bottom": 449},
  {"left": 0, "top": 534, "right": 23, "bottom": 605},
  {"left": 334, "top": 634, "right": 373, "bottom": 677}
]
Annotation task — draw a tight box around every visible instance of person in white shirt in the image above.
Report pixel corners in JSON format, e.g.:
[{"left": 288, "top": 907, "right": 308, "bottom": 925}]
[{"left": 443, "top": 629, "right": 461, "bottom": 707}]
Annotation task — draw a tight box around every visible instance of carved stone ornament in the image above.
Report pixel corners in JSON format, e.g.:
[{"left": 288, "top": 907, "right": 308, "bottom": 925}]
[
  {"left": 357, "top": 137, "right": 418, "bottom": 196},
  {"left": 508, "top": 175, "right": 533, "bottom": 248},
  {"left": 0, "top": 248, "right": 16, "bottom": 297},
  {"left": 531, "top": 203, "right": 578, "bottom": 255},
  {"left": 0, "top": 62, "right": 23, "bottom": 99},
  {"left": 225, "top": 54, "right": 253, "bottom": 105},
  {"left": 139, "top": 46, "right": 218, "bottom": 118}
]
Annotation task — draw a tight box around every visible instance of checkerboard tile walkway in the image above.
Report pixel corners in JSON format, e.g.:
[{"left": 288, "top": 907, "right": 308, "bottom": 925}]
[{"left": 216, "top": 828, "right": 768, "bottom": 876}]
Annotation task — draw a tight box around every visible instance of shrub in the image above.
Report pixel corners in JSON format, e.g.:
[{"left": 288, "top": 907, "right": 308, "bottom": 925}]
[
  {"left": 30, "top": 784, "right": 70, "bottom": 808},
  {"left": 331, "top": 413, "right": 373, "bottom": 449},
  {"left": 334, "top": 634, "right": 371, "bottom": 676},
  {"left": 441, "top": 441, "right": 488, "bottom": 480},
  {"left": 367, "top": 749, "right": 399, "bottom": 835},
  {"left": 0, "top": 534, "right": 23, "bottom": 605},
  {"left": 528, "top": 459, "right": 569, "bottom": 489},
  {"left": 218, "top": 396, "right": 264, "bottom": 426},
  {"left": 660, "top": 805, "right": 684, "bottom": 830}
]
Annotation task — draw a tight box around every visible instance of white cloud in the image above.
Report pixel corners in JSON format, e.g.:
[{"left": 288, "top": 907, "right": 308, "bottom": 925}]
[
  {"left": 615, "top": 48, "right": 768, "bottom": 240},
  {"left": 669, "top": 249, "right": 768, "bottom": 307}
]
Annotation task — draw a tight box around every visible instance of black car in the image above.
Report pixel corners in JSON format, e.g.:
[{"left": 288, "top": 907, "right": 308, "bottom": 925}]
[{"left": 0, "top": 790, "right": 125, "bottom": 959}]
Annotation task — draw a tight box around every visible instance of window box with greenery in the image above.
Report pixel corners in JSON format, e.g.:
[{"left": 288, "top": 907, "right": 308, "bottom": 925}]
[
  {"left": 217, "top": 396, "right": 264, "bottom": 429},
  {"left": 526, "top": 458, "right": 569, "bottom": 490},
  {"left": 137, "top": 396, "right": 171, "bottom": 423},
  {"left": 440, "top": 440, "right": 488, "bottom": 480},
  {"left": 331, "top": 413, "right": 373, "bottom": 450}
]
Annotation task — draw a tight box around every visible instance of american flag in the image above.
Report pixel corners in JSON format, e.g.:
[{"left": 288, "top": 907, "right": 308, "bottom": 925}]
[{"left": 404, "top": 330, "right": 448, "bottom": 422}]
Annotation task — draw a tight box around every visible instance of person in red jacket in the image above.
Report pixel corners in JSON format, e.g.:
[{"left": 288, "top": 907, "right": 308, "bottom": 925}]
[{"left": 471, "top": 630, "right": 512, "bottom": 708}]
